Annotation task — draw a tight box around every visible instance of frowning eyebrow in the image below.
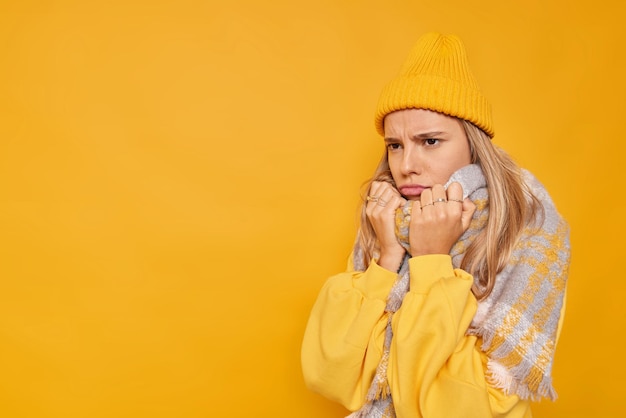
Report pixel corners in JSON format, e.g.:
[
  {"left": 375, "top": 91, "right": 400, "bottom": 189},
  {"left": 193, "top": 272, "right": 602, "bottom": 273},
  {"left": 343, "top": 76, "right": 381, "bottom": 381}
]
[
  {"left": 384, "top": 131, "right": 445, "bottom": 142},
  {"left": 411, "top": 131, "right": 445, "bottom": 140}
]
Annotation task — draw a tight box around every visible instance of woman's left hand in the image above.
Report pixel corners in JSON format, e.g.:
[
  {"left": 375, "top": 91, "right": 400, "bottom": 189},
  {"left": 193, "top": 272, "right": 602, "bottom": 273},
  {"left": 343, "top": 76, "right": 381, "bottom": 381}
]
[{"left": 408, "top": 182, "right": 476, "bottom": 257}]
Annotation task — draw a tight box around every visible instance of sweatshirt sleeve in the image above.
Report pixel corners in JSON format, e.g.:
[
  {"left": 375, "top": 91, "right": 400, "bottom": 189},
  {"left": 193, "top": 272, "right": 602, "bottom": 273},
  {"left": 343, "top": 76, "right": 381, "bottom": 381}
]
[
  {"left": 301, "top": 259, "right": 397, "bottom": 411},
  {"left": 389, "top": 255, "right": 531, "bottom": 418}
]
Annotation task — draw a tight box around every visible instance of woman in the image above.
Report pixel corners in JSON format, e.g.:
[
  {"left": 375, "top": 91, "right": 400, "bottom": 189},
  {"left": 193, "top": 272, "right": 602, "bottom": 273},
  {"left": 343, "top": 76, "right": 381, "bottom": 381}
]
[{"left": 301, "top": 33, "right": 570, "bottom": 417}]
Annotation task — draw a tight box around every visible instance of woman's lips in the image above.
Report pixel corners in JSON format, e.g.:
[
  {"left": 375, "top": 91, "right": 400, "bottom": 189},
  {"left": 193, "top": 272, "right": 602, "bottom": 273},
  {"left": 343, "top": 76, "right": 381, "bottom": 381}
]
[{"left": 399, "top": 185, "right": 427, "bottom": 197}]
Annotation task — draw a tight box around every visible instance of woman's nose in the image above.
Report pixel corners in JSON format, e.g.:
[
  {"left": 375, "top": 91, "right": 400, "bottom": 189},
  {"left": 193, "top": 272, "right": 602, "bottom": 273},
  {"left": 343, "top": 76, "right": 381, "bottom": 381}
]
[{"left": 400, "top": 147, "right": 422, "bottom": 175}]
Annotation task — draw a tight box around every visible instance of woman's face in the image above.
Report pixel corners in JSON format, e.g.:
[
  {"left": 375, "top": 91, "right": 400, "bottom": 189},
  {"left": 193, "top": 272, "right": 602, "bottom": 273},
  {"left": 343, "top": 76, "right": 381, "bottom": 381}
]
[{"left": 383, "top": 109, "right": 472, "bottom": 200}]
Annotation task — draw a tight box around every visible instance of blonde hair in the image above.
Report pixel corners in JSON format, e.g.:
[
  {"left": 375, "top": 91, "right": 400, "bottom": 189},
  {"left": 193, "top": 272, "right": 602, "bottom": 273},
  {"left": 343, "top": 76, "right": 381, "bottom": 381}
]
[{"left": 357, "top": 120, "right": 542, "bottom": 300}]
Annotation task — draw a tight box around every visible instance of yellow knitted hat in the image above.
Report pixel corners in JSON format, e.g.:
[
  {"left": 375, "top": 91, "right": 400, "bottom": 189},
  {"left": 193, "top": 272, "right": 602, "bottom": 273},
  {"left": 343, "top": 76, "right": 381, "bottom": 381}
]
[{"left": 375, "top": 33, "right": 494, "bottom": 138}]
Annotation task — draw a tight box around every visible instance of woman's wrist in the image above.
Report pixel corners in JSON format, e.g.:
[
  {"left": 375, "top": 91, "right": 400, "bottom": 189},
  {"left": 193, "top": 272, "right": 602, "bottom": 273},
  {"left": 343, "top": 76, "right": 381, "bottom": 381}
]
[{"left": 378, "top": 249, "right": 405, "bottom": 273}]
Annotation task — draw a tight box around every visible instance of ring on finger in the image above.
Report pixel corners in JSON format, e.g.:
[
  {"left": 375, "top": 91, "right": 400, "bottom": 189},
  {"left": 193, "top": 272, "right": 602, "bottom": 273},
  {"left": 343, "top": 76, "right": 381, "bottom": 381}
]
[
  {"left": 434, "top": 198, "right": 447, "bottom": 203},
  {"left": 421, "top": 202, "right": 433, "bottom": 208},
  {"left": 367, "top": 195, "right": 379, "bottom": 202},
  {"left": 448, "top": 198, "right": 463, "bottom": 203}
]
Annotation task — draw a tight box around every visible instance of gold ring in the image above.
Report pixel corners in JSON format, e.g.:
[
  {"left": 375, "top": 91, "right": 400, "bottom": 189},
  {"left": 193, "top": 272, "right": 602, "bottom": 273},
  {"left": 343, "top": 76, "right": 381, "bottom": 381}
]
[
  {"left": 448, "top": 198, "right": 463, "bottom": 203},
  {"left": 434, "top": 198, "right": 447, "bottom": 203},
  {"left": 421, "top": 203, "right": 433, "bottom": 208},
  {"left": 366, "top": 195, "right": 379, "bottom": 202}
]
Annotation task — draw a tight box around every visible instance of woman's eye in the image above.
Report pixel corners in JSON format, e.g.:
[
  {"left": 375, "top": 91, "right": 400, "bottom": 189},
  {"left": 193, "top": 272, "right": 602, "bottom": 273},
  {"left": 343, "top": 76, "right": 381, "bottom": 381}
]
[
  {"left": 386, "top": 143, "right": 401, "bottom": 151},
  {"left": 425, "top": 138, "right": 439, "bottom": 145}
]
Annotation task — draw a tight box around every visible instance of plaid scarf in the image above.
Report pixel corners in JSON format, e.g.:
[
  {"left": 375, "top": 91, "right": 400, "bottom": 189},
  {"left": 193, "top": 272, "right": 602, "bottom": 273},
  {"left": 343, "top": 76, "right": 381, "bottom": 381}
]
[{"left": 348, "top": 164, "right": 570, "bottom": 417}]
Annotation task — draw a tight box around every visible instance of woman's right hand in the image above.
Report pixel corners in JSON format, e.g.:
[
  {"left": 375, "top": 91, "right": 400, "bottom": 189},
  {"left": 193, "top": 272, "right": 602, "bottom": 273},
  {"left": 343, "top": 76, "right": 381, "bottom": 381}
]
[{"left": 365, "top": 181, "right": 407, "bottom": 272}]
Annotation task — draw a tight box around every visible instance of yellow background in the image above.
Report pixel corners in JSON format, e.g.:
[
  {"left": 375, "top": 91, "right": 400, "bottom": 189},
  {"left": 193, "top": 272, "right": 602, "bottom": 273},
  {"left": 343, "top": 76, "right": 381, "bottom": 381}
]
[{"left": 1, "top": 0, "right": 624, "bottom": 417}]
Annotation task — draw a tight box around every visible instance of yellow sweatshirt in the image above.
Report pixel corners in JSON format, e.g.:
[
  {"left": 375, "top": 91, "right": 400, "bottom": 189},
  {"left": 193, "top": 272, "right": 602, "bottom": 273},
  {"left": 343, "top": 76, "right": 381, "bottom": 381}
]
[{"left": 301, "top": 254, "right": 533, "bottom": 418}]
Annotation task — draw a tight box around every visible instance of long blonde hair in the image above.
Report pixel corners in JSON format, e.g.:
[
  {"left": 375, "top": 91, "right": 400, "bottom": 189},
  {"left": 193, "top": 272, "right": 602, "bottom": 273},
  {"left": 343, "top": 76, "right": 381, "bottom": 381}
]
[{"left": 357, "top": 120, "right": 542, "bottom": 300}]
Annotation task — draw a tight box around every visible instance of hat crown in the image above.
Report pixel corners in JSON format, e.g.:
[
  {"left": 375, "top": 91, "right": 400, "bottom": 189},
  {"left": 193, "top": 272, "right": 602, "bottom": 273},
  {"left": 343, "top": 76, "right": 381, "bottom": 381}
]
[{"left": 399, "top": 33, "right": 478, "bottom": 88}]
